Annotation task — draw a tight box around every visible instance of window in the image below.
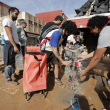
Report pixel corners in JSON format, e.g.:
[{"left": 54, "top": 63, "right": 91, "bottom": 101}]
[
  {"left": 29, "top": 20, "right": 33, "bottom": 24},
  {"left": 34, "top": 22, "right": 37, "bottom": 26}
]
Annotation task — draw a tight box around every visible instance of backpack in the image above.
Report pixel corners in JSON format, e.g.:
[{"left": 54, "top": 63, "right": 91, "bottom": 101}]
[{"left": 40, "top": 25, "right": 62, "bottom": 42}]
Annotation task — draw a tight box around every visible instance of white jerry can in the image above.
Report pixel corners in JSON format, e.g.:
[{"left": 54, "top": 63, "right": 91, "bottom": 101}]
[{"left": 15, "top": 52, "right": 24, "bottom": 70}]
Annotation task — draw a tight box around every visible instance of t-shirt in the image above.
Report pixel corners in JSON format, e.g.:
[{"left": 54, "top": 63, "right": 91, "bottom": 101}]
[
  {"left": 97, "top": 25, "right": 110, "bottom": 49},
  {"left": 67, "top": 35, "right": 76, "bottom": 44},
  {"left": 2, "top": 18, "right": 19, "bottom": 44},
  {"left": 41, "top": 29, "right": 67, "bottom": 51},
  {"left": 50, "top": 30, "right": 67, "bottom": 47}
]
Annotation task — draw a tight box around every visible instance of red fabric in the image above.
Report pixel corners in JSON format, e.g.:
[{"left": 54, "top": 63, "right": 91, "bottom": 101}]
[
  {"left": 41, "top": 37, "right": 51, "bottom": 47},
  {"left": 26, "top": 46, "right": 41, "bottom": 52},
  {"left": 23, "top": 46, "right": 47, "bottom": 93}
]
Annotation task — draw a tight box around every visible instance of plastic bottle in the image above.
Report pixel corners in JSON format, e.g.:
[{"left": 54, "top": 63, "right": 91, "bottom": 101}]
[
  {"left": 74, "top": 46, "right": 84, "bottom": 58},
  {"left": 15, "top": 52, "right": 24, "bottom": 70},
  {"left": 65, "top": 66, "right": 71, "bottom": 77},
  {"left": 75, "top": 60, "right": 82, "bottom": 82},
  {"left": 76, "top": 69, "right": 81, "bottom": 82},
  {"left": 65, "top": 56, "right": 69, "bottom": 61},
  {"left": 65, "top": 66, "right": 68, "bottom": 74}
]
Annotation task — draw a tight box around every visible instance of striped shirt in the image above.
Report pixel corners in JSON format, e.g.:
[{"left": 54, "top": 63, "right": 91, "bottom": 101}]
[{"left": 97, "top": 25, "right": 110, "bottom": 49}]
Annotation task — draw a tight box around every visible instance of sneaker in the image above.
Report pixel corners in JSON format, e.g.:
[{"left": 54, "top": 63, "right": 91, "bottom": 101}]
[
  {"left": 7, "top": 78, "right": 12, "bottom": 82},
  {"left": 55, "top": 79, "right": 65, "bottom": 88},
  {"left": 12, "top": 73, "right": 17, "bottom": 77},
  {"left": 12, "top": 72, "right": 16, "bottom": 76}
]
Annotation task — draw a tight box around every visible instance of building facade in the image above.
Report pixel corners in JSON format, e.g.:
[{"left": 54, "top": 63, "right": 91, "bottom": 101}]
[
  {"left": 35, "top": 10, "right": 68, "bottom": 23},
  {"left": 0, "top": 2, "right": 10, "bottom": 34},
  {"left": 17, "top": 11, "right": 46, "bottom": 35},
  {"left": 0, "top": 1, "right": 46, "bottom": 36}
]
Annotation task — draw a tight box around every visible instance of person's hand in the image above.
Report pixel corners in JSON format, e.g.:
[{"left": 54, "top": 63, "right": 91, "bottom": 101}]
[
  {"left": 80, "top": 69, "right": 87, "bottom": 77},
  {"left": 19, "top": 40, "right": 23, "bottom": 43},
  {"left": 77, "top": 55, "right": 86, "bottom": 61},
  {"left": 72, "top": 48, "right": 79, "bottom": 53},
  {"left": 62, "top": 61, "right": 71, "bottom": 66},
  {"left": 14, "top": 46, "right": 19, "bottom": 53}
]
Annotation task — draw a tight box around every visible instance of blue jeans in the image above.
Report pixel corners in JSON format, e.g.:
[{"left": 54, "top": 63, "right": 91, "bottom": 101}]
[{"left": 4, "top": 64, "right": 15, "bottom": 82}]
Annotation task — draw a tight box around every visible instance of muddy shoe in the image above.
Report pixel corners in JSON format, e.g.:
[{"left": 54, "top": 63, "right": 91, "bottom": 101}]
[
  {"left": 55, "top": 79, "right": 65, "bottom": 88},
  {"left": 11, "top": 73, "right": 17, "bottom": 80},
  {"left": 19, "top": 70, "right": 23, "bottom": 75}
]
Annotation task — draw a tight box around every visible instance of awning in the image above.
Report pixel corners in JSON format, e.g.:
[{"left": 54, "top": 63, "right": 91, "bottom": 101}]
[
  {"left": 71, "top": 18, "right": 90, "bottom": 28},
  {"left": 68, "top": 13, "right": 110, "bottom": 28}
]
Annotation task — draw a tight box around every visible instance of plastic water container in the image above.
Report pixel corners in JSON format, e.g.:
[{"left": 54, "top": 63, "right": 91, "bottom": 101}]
[
  {"left": 76, "top": 71, "right": 81, "bottom": 82},
  {"left": 15, "top": 52, "right": 24, "bottom": 70},
  {"left": 75, "top": 60, "right": 82, "bottom": 82},
  {"left": 65, "top": 66, "right": 71, "bottom": 77},
  {"left": 75, "top": 46, "right": 84, "bottom": 58}
]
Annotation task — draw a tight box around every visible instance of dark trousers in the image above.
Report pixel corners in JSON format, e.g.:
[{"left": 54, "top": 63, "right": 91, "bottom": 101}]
[
  {"left": 4, "top": 42, "right": 20, "bottom": 82},
  {"left": 21, "top": 46, "right": 25, "bottom": 57}
]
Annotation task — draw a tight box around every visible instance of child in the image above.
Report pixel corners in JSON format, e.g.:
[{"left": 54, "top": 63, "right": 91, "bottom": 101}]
[
  {"left": 64, "top": 34, "right": 78, "bottom": 82},
  {"left": 65, "top": 34, "right": 77, "bottom": 60}
]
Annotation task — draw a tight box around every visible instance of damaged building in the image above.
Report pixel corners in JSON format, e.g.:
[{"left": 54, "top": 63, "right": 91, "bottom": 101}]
[
  {"left": 75, "top": 0, "right": 109, "bottom": 17},
  {"left": 69, "top": 0, "right": 110, "bottom": 53}
]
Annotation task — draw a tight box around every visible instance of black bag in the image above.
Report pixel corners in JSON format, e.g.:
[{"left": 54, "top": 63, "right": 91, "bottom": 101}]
[{"left": 40, "top": 25, "right": 61, "bottom": 42}]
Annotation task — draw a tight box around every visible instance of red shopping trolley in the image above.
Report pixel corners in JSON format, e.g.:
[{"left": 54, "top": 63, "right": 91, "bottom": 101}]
[{"left": 23, "top": 37, "right": 47, "bottom": 101}]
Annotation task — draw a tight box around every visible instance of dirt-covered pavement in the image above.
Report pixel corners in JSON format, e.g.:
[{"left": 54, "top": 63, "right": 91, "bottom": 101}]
[{"left": 0, "top": 56, "right": 110, "bottom": 110}]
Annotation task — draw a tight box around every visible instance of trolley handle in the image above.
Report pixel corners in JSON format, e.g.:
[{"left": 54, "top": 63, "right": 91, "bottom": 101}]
[
  {"left": 26, "top": 52, "right": 42, "bottom": 61},
  {"left": 25, "top": 36, "right": 40, "bottom": 53}
]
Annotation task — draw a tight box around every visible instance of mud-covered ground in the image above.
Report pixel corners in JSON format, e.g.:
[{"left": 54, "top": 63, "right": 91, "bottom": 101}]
[{"left": 0, "top": 56, "right": 110, "bottom": 110}]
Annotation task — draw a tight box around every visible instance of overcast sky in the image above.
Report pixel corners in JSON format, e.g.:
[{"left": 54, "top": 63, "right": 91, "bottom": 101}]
[{"left": 1, "top": 0, "right": 87, "bottom": 18}]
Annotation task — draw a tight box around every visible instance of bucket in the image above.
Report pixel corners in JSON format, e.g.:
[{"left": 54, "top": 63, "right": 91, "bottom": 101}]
[{"left": 70, "top": 98, "right": 80, "bottom": 110}]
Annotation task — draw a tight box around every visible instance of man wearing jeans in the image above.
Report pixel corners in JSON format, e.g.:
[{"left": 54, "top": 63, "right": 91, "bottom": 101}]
[{"left": 2, "top": 7, "right": 20, "bottom": 84}]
